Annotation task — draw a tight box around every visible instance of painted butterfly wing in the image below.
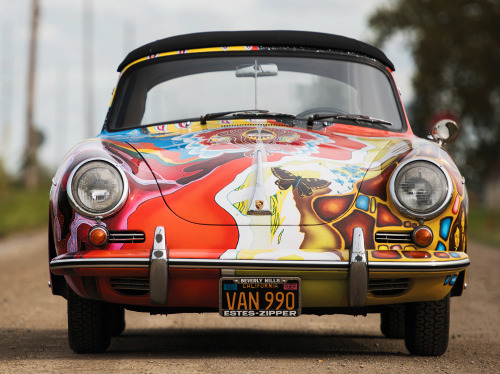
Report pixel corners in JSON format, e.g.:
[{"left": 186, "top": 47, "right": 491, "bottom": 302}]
[
  {"left": 301, "top": 178, "right": 331, "bottom": 190},
  {"left": 297, "top": 178, "right": 331, "bottom": 197},
  {"left": 271, "top": 167, "right": 296, "bottom": 180},
  {"left": 272, "top": 167, "right": 299, "bottom": 191},
  {"left": 297, "top": 182, "right": 313, "bottom": 197},
  {"left": 276, "top": 179, "right": 295, "bottom": 191},
  {"left": 272, "top": 167, "right": 330, "bottom": 196}
]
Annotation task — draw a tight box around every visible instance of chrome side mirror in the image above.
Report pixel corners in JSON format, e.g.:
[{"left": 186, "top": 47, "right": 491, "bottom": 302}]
[{"left": 431, "top": 119, "right": 459, "bottom": 146}]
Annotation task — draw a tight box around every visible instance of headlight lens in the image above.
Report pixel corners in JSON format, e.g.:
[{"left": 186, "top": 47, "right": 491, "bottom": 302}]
[
  {"left": 68, "top": 160, "right": 127, "bottom": 217},
  {"left": 390, "top": 159, "right": 453, "bottom": 219}
]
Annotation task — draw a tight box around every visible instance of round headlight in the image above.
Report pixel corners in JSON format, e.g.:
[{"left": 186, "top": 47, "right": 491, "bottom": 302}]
[
  {"left": 389, "top": 158, "right": 453, "bottom": 220},
  {"left": 67, "top": 159, "right": 128, "bottom": 217}
]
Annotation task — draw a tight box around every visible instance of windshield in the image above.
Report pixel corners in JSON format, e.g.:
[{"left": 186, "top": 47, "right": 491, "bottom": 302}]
[{"left": 109, "top": 53, "right": 404, "bottom": 130}]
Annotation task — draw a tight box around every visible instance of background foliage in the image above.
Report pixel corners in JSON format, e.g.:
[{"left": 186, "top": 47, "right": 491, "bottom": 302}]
[{"left": 369, "top": 0, "right": 500, "bottom": 184}]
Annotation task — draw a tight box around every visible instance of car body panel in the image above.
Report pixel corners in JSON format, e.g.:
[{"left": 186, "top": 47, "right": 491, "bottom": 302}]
[{"left": 49, "top": 37, "right": 469, "bottom": 315}]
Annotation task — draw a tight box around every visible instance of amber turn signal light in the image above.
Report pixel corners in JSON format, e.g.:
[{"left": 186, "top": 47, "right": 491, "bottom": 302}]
[
  {"left": 89, "top": 226, "right": 109, "bottom": 246},
  {"left": 412, "top": 226, "right": 433, "bottom": 247}
]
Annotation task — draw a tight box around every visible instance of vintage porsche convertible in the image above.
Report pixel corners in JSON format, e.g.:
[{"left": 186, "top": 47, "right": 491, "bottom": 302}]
[{"left": 48, "top": 31, "right": 469, "bottom": 355}]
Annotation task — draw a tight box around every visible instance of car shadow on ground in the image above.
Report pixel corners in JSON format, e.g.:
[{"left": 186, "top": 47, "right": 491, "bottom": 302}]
[
  {"left": 110, "top": 328, "right": 407, "bottom": 358},
  {"left": 1, "top": 328, "right": 408, "bottom": 359}
]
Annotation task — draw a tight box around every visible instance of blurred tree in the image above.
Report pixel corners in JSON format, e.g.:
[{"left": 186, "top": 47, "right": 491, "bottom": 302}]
[{"left": 369, "top": 0, "right": 500, "bottom": 183}]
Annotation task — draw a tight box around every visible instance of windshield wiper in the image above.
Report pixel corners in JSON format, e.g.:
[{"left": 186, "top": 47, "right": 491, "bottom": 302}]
[
  {"left": 305, "top": 114, "right": 393, "bottom": 128},
  {"left": 200, "top": 110, "right": 295, "bottom": 124}
]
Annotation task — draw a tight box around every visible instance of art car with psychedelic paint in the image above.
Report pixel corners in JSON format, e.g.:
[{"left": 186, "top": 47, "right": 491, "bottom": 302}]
[{"left": 48, "top": 31, "right": 469, "bottom": 355}]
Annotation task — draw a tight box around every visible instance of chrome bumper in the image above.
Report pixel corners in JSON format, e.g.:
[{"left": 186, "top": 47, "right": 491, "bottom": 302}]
[{"left": 49, "top": 226, "right": 470, "bottom": 307}]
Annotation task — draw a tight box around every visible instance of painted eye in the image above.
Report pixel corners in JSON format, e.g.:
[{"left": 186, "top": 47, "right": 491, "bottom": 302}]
[
  {"left": 68, "top": 160, "right": 128, "bottom": 217},
  {"left": 390, "top": 159, "right": 453, "bottom": 220}
]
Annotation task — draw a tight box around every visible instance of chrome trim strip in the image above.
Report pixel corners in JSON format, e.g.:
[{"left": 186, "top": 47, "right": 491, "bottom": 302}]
[
  {"left": 108, "top": 231, "right": 146, "bottom": 243},
  {"left": 49, "top": 258, "right": 150, "bottom": 269},
  {"left": 169, "top": 258, "right": 350, "bottom": 271},
  {"left": 348, "top": 227, "right": 368, "bottom": 307},
  {"left": 49, "top": 257, "right": 350, "bottom": 271},
  {"left": 374, "top": 232, "right": 413, "bottom": 243},
  {"left": 370, "top": 258, "right": 470, "bottom": 272},
  {"left": 49, "top": 256, "right": 469, "bottom": 272},
  {"left": 149, "top": 226, "right": 168, "bottom": 305}
]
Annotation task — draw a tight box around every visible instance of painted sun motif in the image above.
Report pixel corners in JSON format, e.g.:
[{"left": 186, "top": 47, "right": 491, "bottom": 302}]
[{"left": 242, "top": 128, "right": 277, "bottom": 141}]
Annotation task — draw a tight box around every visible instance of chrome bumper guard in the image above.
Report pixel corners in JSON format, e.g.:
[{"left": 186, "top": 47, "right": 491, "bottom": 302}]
[
  {"left": 348, "top": 227, "right": 368, "bottom": 307},
  {"left": 149, "top": 226, "right": 168, "bottom": 305}
]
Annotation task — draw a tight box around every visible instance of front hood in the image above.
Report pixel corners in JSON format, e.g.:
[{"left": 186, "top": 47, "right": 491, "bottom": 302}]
[{"left": 108, "top": 121, "right": 413, "bottom": 226}]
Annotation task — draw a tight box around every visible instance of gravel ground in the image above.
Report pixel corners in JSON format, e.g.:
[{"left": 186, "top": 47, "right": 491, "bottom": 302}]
[{"left": 0, "top": 229, "right": 499, "bottom": 374}]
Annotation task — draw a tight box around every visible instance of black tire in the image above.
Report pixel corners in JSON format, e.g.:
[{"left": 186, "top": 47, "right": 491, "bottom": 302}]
[
  {"left": 107, "top": 304, "right": 126, "bottom": 337},
  {"left": 67, "top": 288, "right": 111, "bottom": 353},
  {"left": 380, "top": 305, "right": 405, "bottom": 339},
  {"left": 405, "top": 295, "right": 450, "bottom": 356}
]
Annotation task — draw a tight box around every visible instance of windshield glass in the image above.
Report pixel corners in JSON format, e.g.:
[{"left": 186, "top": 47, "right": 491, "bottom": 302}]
[{"left": 109, "top": 54, "right": 404, "bottom": 130}]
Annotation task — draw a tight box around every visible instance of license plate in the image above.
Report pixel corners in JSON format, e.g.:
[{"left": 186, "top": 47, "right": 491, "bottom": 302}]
[{"left": 219, "top": 277, "right": 301, "bottom": 317}]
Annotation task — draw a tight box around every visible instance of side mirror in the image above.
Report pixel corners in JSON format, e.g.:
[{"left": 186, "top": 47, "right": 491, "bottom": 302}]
[{"left": 431, "top": 119, "right": 459, "bottom": 146}]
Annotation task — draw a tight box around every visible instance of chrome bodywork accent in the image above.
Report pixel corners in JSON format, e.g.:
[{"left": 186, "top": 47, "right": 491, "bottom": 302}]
[
  {"left": 149, "top": 226, "right": 168, "bottom": 305},
  {"left": 66, "top": 157, "right": 129, "bottom": 218},
  {"left": 348, "top": 227, "right": 368, "bottom": 307},
  {"left": 169, "top": 258, "right": 350, "bottom": 271},
  {"left": 108, "top": 230, "right": 145, "bottom": 243},
  {"left": 49, "top": 256, "right": 470, "bottom": 272},
  {"left": 369, "top": 258, "right": 470, "bottom": 272},
  {"left": 375, "top": 232, "right": 413, "bottom": 244},
  {"left": 389, "top": 157, "right": 454, "bottom": 221},
  {"left": 247, "top": 149, "right": 272, "bottom": 216},
  {"left": 431, "top": 119, "right": 459, "bottom": 146}
]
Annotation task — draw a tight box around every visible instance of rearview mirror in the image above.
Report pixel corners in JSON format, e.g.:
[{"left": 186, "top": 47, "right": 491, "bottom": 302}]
[{"left": 236, "top": 63, "right": 278, "bottom": 77}]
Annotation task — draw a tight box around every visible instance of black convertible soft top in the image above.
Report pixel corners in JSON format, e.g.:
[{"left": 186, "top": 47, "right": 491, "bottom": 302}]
[{"left": 117, "top": 30, "right": 395, "bottom": 72}]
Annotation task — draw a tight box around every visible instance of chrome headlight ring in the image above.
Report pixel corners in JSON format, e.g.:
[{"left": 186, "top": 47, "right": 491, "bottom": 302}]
[
  {"left": 389, "top": 157, "right": 454, "bottom": 221},
  {"left": 66, "top": 158, "right": 129, "bottom": 218}
]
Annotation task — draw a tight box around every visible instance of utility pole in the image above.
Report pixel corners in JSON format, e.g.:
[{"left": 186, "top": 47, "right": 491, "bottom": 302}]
[
  {"left": 24, "top": 0, "right": 40, "bottom": 189},
  {"left": 83, "top": 0, "right": 94, "bottom": 138},
  {"left": 0, "top": 23, "right": 13, "bottom": 188},
  {"left": 1, "top": 25, "right": 13, "bottom": 160}
]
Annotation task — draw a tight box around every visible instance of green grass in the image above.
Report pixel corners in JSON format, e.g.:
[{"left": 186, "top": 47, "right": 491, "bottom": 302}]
[
  {"left": 468, "top": 207, "right": 500, "bottom": 248},
  {"left": 0, "top": 183, "right": 51, "bottom": 238}
]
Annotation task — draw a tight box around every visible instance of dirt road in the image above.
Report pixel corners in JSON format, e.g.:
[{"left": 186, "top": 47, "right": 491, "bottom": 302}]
[{"left": 0, "top": 230, "right": 499, "bottom": 374}]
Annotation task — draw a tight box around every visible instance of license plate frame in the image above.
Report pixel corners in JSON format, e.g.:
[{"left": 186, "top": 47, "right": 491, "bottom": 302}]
[{"left": 219, "top": 277, "right": 301, "bottom": 317}]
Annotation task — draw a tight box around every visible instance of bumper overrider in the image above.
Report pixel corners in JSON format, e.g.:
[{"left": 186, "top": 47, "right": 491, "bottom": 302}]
[{"left": 49, "top": 227, "right": 470, "bottom": 308}]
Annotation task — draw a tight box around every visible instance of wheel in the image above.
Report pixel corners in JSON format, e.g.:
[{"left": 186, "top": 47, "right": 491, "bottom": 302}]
[
  {"left": 107, "top": 304, "right": 126, "bottom": 337},
  {"left": 404, "top": 295, "right": 450, "bottom": 356},
  {"left": 380, "top": 305, "right": 405, "bottom": 339},
  {"left": 67, "top": 288, "right": 111, "bottom": 353}
]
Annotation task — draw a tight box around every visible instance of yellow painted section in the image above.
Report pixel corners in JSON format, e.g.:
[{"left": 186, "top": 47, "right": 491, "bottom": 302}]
[{"left": 232, "top": 268, "right": 461, "bottom": 307}]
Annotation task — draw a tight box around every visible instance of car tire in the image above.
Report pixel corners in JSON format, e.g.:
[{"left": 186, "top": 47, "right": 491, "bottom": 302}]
[
  {"left": 67, "top": 288, "right": 111, "bottom": 353},
  {"left": 404, "top": 295, "right": 450, "bottom": 356},
  {"left": 380, "top": 305, "right": 405, "bottom": 339},
  {"left": 107, "top": 304, "right": 126, "bottom": 337}
]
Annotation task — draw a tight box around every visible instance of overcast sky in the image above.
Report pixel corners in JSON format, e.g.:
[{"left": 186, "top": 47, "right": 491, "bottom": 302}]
[{"left": 0, "top": 0, "right": 414, "bottom": 174}]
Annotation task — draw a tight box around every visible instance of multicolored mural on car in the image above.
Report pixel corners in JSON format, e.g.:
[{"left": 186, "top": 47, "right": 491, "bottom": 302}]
[{"left": 50, "top": 119, "right": 467, "bottom": 265}]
